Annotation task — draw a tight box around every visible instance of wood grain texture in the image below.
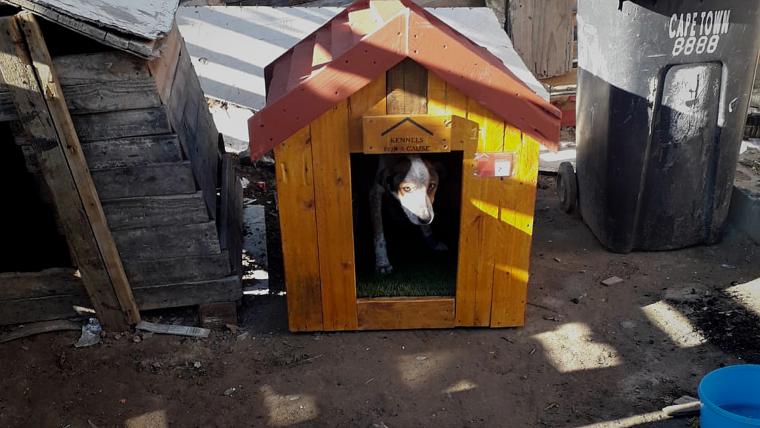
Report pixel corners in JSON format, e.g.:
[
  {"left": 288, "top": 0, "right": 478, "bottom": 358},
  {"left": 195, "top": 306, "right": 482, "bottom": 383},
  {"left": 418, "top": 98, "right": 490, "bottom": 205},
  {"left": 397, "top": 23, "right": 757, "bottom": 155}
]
[
  {"left": 168, "top": 42, "right": 219, "bottom": 218},
  {"left": 275, "top": 126, "right": 323, "bottom": 332},
  {"left": 61, "top": 79, "right": 160, "bottom": 114},
  {"left": 90, "top": 162, "right": 196, "bottom": 200},
  {"left": 0, "top": 14, "right": 138, "bottom": 329},
  {"left": 81, "top": 135, "right": 183, "bottom": 170},
  {"left": 113, "top": 221, "right": 221, "bottom": 261},
  {"left": 357, "top": 297, "right": 455, "bottom": 330},
  {"left": 386, "top": 58, "right": 428, "bottom": 115},
  {"left": 53, "top": 51, "right": 151, "bottom": 84},
  {"left": 0, "top": 268, "right": 83, "bottom": 300},
  {"left": 490, "top": 134, "right": 539, "bottom": 327},
  {"left": 0, "top": 293, "right": 89, "bottom": 326},
  {"left": 362, "top": 114, "right": 452, "bottom": 154},
  {"left": 348, "top": 73, "right": 386, "bottom": 152},
  {"left": 311, "top": 101, "right": 358, "bottom": 331},
  {"left": 507, "top": 0, "right": 574, "bottom": 78},
  {"left": 148, "top": 24, "right": 181, "bottom": 105},
  {"left": 123, "top": 252, "right": 231, "bottom": 287},
  {"left": 4, "top": 0, "right": 162, "bottom": 58},
  {"left": 219, "top": 154, "right": 243, "bottom": 275},
  {"left": 72, "top": 108, "right": 172, "bottom": 142},
  {"left": 101, "top": 193, "right": 209, "bottom": 231},
  {"left": 0, "top": 87, "right": 18, "bottom": 121},
  {"left": 133, "top": 275, "right": 241, "bottom": 311}
]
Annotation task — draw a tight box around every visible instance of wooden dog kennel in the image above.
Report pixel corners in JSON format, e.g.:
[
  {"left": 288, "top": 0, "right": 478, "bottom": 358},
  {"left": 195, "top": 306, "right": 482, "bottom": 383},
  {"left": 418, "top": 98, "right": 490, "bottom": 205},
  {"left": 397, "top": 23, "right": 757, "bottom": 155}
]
[
  {"left": 0, "top": 3, "right": 242, "bottom": 330},
  {"left": 248, "top": 0, "right": 561, "bottom": 331}
]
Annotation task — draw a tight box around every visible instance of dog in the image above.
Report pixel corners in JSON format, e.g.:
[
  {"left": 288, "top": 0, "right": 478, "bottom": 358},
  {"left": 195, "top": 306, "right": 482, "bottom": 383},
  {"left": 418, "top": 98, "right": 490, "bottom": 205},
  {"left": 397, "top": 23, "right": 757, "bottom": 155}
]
[{"left": 369, "top": 155, "right": 447, "bottom": 274}]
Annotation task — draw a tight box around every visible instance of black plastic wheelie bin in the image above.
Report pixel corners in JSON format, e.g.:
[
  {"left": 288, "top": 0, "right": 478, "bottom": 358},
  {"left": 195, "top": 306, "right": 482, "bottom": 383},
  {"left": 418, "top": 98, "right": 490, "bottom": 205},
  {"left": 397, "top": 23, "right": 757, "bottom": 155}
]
[{"left": 562, "top": 0, "right": 760, "bottom": 253}]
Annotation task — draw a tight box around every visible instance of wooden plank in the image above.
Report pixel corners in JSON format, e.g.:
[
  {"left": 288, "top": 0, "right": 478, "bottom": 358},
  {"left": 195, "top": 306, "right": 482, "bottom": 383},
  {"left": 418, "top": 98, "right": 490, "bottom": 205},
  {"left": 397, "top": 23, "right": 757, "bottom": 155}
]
[
  {"left": 312, "top": 27, "right": 332, "bottom": 70},
  {"left": 362, "top": 114, "right": 452, "bottom": 154},
  {"left": 0, "top": 320, "right": 81, "bottom": 343},
  {"left": 113, "top": 221, "right": 221, "bottom": 261},
  {"left": 369, "top": 0, "right": 405, "bottom": 23},
  {"left": 267, "top": 53, "right": 292, "bottom": 103},
  {"left": 0, "top": 87, "right": 18, "bottom": 121},
  {"left": 287, "top": 35, "right": 316, "bottom": 91},
  {"left": 168, "top": 43, "right": 219, "bottom": 218},
  {"left": 0, "top": 293, "right": 89, "bottom": 326},
  {"left": 426, "top": 72, "right": 467, "bottom": 118},
  {"left": 348, "top": 73, "right": 386, "bottom": 152},
  {"left": 134, "top": 275, "right": 241, "bottom": 311},
  {"left": 0, "top": 268, "right": 82, "bottom": 300},
  {"left": 53, "top": 51, "right": 151, "bottom": 84},
  {"left": 81, "top": 135, "right": 183, "bottom": 169},
  {"left": 386, "top": 58, "right": 428, "bottom": 115},
  {"left": 123, "top": 252, "right": 231, "bottom": 287},
  {"left": 72, "top": 107, "right": 172, "bottom": 142},
  {"left": 5, "top": 0, "right": 161, "bottom": 58},
  {"left": 348, "top": 8, "right": 380, "bottom": 38},
  {"left": 148, "top": 24, "right": 182, "bottom": 105},
  {"left": 470, "top": 101, "right": 505, "bottom": 326},
  {"left": 61, "top": 79, "right": 160, "bottom": 114},
  {"left": 90, "top": 161, "right": 196, "bottom": 200},
  {"left": 274, "top": 126, "right": 323, "bottom": 332},
  {"left": 357, "top": 297, "right": 455, "bottom": 330},
  {"left": 102, "top": 193, "right": 209, "bottom": 231},
  {"left": 330, "top": 13, "right": 353, "bottom": 59},
  {"left": 310, "top": 101, "right": 358, "bottom": 331},
  {"left": 218, "top": 154, "right": 243, "bottom": 275},
  {"left": 507, "top": 0, "right": 574, "bottom": 78},
  {"left": 490, "top": 134, "right": 539, "bottom": 327},
  {"left": 0, "top": 14, "right": 138, "bottom": 330}
]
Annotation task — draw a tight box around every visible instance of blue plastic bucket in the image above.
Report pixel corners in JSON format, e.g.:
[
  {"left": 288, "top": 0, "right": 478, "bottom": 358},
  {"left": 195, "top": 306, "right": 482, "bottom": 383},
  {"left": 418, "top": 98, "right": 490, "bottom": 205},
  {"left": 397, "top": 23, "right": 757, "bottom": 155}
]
[{"left": 699, "top": 365, "right": 760, "bottom": 427}]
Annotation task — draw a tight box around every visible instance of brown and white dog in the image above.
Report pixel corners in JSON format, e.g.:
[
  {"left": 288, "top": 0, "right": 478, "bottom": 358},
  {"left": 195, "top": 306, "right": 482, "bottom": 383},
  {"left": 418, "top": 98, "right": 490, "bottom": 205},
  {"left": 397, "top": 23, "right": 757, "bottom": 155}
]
[{"left": 369, "top": 155, "right": 447, "bottom": 274}]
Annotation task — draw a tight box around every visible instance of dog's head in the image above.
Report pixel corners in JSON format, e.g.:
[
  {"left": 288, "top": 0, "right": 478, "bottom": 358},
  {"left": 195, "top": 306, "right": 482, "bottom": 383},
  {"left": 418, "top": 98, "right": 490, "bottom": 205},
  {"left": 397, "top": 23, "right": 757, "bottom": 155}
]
[{"left": 384, "top": 155, "right": 443, "bottom": 225}]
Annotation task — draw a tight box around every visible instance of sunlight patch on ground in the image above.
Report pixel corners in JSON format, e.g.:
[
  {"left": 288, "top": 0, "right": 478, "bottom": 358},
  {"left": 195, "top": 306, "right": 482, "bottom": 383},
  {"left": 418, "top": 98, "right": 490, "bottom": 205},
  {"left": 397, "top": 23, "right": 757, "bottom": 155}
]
[
  {"left": 442, "top": 379, "right": 477, "bottom": 394},
  {"left": 396, "top": 352, "right": 454, "bottom": 389},
  {"left": 260, "top": 385, "right": 318, "bottom": 427},
  {"left": 726, "top": 278, "right": 760, "bottom": 317},
  {"left": 533, "top": 322, "right": 622, "bottom": 373},
  {"left": 125, "top": 410, "right": 168, "bottom": 428},
  {"left": 642, "top": 300, "right": 706, "bottom": 348}
]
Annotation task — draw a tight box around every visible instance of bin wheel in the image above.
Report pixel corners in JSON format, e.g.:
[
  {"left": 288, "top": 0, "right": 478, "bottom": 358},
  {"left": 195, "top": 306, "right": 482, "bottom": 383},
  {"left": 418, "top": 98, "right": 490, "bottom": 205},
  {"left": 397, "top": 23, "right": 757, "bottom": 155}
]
[{"left": 557, "top": 162, "right": 578, "bottom": 213}]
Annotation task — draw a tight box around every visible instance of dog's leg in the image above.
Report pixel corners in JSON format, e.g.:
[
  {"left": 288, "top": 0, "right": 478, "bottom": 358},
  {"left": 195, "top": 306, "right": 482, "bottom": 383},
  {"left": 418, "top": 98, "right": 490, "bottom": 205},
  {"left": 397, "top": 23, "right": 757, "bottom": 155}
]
[
  {"left": 370, "top": 183, "right": 393, "bottom": 274},
  {"left": 420, "top": 224, "right": 448, "bottom": 251}
]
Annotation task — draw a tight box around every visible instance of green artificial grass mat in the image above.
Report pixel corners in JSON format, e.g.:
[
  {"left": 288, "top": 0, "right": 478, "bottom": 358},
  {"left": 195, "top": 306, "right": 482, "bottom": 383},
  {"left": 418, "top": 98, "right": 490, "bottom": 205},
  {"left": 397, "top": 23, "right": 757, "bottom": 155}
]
[{"left": 356, "top": 253, "right": 456, "bottom": 298}]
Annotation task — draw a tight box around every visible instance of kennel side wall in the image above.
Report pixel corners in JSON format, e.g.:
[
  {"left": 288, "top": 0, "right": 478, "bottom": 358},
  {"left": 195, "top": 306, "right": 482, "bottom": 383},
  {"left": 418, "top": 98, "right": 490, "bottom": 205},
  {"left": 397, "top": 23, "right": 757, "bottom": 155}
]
[{"left": 276, "top": 68, "right": 540, "bottom": 332}]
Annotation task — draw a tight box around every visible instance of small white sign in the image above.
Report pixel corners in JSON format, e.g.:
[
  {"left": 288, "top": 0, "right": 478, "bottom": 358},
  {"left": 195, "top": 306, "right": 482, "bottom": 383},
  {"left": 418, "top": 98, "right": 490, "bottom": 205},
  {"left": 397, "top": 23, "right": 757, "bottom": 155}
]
[{"left": 494, "top": 159, "right": 513, "bottom": 177}]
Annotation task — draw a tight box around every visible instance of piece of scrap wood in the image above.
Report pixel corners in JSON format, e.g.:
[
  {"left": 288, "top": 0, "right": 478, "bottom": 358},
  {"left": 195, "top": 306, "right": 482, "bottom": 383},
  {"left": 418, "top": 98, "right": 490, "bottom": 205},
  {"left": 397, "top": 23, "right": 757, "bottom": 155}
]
[
  {"left": 0, "top": 319, "right": 81, "bottom": 344},
  {"left": 601, "top": 276, "right": 625, "bottom": 286},
  {"left": 136, "top": 321, "right": 210, "bottom": 338}
]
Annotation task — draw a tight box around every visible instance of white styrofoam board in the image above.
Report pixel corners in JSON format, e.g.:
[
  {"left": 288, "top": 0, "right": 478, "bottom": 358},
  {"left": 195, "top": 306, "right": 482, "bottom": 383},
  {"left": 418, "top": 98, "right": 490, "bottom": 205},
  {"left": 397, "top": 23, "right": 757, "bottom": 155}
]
[
  {"left": 176, "top": 6, "right": 548, "bottom": 112},
  {"left": 18, "top": 0, "right": 178, "bottom": 39}
]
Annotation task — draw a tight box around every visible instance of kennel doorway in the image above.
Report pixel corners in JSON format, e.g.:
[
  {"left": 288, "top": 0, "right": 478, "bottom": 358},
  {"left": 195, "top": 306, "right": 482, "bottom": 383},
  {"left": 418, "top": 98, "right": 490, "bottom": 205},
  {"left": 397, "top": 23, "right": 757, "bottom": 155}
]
[{"left": 251, "top": 0, "right": 561, "bottom": 331}]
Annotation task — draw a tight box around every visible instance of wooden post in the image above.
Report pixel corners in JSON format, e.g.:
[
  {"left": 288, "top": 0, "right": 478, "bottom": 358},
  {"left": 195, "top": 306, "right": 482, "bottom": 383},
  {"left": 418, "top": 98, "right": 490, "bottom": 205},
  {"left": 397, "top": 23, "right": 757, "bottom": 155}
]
[
  {"left": 505, "top": 0, "right": 574, "bottom": 79},
  {"left": 0, "top": 14, "right": 140, "bottom": 330}
]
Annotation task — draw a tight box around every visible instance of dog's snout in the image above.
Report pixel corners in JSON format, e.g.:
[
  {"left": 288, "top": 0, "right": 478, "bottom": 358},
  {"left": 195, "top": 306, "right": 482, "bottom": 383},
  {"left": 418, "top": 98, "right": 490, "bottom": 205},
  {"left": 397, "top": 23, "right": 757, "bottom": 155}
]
[{"left": 416, "top": 210, "right": 434, "bottom": 225}]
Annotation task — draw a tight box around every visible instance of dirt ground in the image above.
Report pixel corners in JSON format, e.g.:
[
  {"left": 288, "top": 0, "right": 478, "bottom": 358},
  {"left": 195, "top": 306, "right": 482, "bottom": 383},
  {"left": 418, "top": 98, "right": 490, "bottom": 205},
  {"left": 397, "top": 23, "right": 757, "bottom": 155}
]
[{"left": 1, "top": 173, "right": 759, "bottom": 428}]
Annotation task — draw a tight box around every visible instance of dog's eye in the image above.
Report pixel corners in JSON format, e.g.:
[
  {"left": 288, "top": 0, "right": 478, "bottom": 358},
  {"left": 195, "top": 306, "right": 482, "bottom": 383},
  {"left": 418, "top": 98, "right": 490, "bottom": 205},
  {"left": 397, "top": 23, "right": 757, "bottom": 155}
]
[
  {"left": 402, "top": 186, "right": 413, "bottom": 193},
  {"left": 428, "top": 184, "right": 437, "bottom": 191}
]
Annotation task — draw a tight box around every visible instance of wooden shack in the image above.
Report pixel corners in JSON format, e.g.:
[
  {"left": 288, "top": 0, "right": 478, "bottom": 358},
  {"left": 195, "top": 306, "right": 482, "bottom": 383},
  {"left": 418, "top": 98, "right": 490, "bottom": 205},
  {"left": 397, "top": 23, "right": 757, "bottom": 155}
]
[
  {"left": 0, "top": 2, "right": 242, "bottom": 330},
  {"left": 248, "top": 0, "right": 561, "bottom": 332}
]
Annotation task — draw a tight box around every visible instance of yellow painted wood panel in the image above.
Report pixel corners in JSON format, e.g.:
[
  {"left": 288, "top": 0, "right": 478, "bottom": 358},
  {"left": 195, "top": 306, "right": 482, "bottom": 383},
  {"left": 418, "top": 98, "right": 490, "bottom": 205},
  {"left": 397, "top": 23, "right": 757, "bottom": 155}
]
[
  {"left": 427, "top": 74, "right": 468, "bottom": 147},
  {"left": 274, "top": 126, "right": 323, "bottom": 332},
  {"left": 348, "top": 74, "right": 386, "bottom": 152},
  {"left": 311, "top": 100, "right": 358, "bottom": 330},
  {"left": 490, "top": 134, "right": 539, "bottom": 327},
  {"left": 358, "top": 297, "right": 455, "bottom": 330}
]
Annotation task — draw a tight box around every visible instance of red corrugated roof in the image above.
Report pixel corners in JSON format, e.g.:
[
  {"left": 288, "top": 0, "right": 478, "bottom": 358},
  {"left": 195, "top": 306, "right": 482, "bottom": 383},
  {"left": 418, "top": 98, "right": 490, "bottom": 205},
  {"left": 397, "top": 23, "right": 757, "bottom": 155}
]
[{"left": 249, "top": 0, "right": 561, "bottom": 159}]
